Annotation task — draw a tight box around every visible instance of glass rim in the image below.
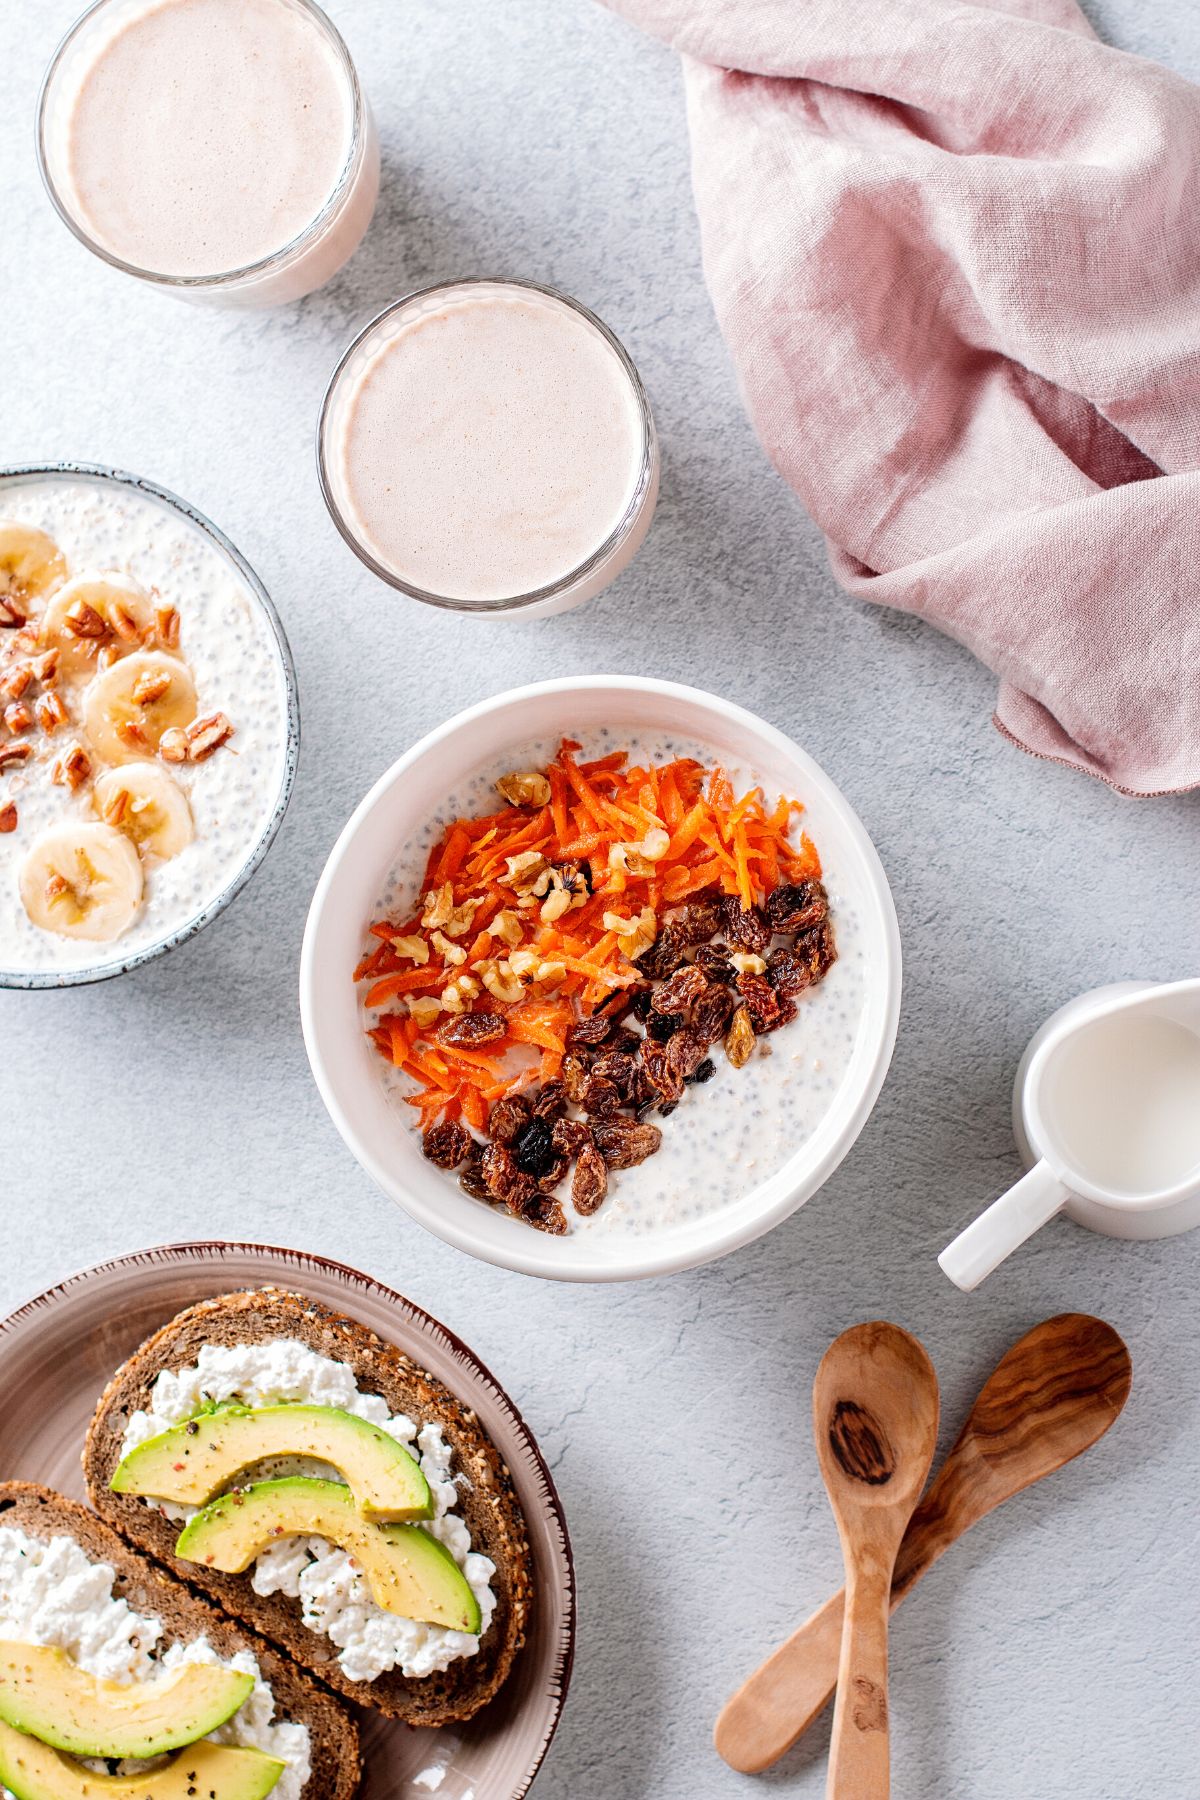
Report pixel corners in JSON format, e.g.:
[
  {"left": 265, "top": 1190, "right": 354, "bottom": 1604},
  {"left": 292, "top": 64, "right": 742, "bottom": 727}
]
[
  {"left": 35, "top": 0, "right": 367, "bottom": 291},
  {"left": 316, "top": 276, "right": 658, "bottom": 615},
  {"left": 0, "top": 460, "right": 301, "bottom": 990}
]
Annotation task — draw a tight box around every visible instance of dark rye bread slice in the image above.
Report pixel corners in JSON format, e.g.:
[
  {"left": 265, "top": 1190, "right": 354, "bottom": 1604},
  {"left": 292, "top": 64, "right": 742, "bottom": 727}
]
[
  {"left": 84, "top": 1288, "right": 533, "bottom": 1726},
  {"left": 0, "top": 1482, "right": 359, "bottom": 1798}
]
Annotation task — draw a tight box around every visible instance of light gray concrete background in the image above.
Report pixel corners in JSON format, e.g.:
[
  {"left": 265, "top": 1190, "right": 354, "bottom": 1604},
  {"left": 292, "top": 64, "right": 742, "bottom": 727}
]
[{"left": 3, "top": 2, "right": 1199, "bottom": 1795}]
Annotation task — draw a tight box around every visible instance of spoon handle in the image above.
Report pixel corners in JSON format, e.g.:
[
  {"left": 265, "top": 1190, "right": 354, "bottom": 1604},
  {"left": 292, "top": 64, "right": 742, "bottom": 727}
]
[{"left": 827, "top": 1559, "right": 892, "bottom": 1799}]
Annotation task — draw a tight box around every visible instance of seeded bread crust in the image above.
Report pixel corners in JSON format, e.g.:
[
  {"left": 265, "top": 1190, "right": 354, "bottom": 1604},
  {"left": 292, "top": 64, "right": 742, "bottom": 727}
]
[
  {"left": 0, "top": 1482, "right": 360, "bottom": 1798},
  {"left": 83, "top": 1289, "right": 533, "bottom": 1725}
]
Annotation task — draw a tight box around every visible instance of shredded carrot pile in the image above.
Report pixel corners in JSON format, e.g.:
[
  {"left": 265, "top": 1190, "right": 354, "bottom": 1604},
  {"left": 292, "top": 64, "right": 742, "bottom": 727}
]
[{"left": 355, "top": 740, "right": 821, "bottom": 1133}]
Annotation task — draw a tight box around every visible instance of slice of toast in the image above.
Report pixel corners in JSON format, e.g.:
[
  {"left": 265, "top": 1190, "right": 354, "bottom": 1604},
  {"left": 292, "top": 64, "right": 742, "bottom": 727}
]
[
  {"left": 0, "top": 1481, "right": 360, "bottom": 1797},
  {"left": 84, "top": 1288, "right": 533, "bottom": 1725}
]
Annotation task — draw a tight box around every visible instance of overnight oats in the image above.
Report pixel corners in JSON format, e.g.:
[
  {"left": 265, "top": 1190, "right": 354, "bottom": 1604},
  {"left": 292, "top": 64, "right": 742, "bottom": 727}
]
[
  {"left": 0, "top": 468, "right": 295, "bottom": 984},
  {"left": 319, "top": 280, "right": 659, "bottom": 615},
  {"left": 38, "top": 0, "right": 378, "bottom": 305},
  {"left": 355, "top": 734, "right": 866, "bottom": 1241}
]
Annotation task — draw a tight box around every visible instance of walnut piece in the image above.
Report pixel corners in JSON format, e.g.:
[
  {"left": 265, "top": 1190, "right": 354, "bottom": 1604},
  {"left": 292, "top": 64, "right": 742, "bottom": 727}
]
[
  {"left": 603, "top": 904, "right": 657, "bottom": 960},
  {"left": 496, "top": 771, "right": 552, "bottom": 808},
  {"left": 389, "top": 934, "right": 429, "bottom": 965}
]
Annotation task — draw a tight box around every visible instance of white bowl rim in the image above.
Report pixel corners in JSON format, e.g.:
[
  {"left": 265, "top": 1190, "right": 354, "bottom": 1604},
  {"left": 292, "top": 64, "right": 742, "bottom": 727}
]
[{"left": 300, "top": 675, "right": 902, "bottom": 1281}]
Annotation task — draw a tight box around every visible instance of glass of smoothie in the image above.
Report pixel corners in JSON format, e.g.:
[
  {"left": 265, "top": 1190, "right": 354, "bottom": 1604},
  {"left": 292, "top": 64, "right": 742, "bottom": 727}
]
[
  {"left": 317, "top": 279, "right": 660, "bottom": 617},
  {"left": 37, "top": 0, "right": 379, "bottom": 306}
]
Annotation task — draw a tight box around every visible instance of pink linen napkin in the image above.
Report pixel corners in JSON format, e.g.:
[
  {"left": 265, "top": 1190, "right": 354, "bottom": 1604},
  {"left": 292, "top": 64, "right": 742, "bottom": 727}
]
[{"left": 602, "top": 0, "right": 1200, "bottom": 795}]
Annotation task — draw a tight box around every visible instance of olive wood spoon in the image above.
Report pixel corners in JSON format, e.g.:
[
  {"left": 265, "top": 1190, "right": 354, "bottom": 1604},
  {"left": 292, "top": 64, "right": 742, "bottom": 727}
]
[
  {"left": 716, "top": 1314, "right": 1132, "bottom": 1775},
  {"left": 813, "top": 1322, "right": 939, "bottom": 1800}
]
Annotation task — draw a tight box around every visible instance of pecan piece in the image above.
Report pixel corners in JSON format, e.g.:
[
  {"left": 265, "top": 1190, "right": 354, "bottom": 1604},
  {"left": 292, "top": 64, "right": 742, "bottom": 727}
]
[
  {"left": 4, "top": 702, "right": 31, "bottom": 734},
  {"left": 0, "top": 741, "right": 32, "bottom": 771},
  {"left": 0, "top": 596, "right": 27, "bottom": 629},
  {"left": 0, "top": 665, "right": 31, "bottom": 702},
  {"left": 422, "top": 1119, "right": 472, "bottom": 1169},
  {"left": 155, "top": 605, "right": 181, "bottom": 649},
  {"left": 572, "top": 1144, "right": 609, "bottom": 1216},
  {"left": 64, "top": 600, "right": 107, "bottom": 639},
  {"left": 0, "top": 801, "right": 16, "bottom": 834},
  {"left": 159, "top": 727, "right": 189, "bottom": 764},
  {"left": 52, "top": 743, "right": 91, "bottom": 791},
  {"left": 186, "top": 711, "right": 235, "bottom": 762},
  {"left": 591, "top": 1118, "right": 663, "bottom": 1170},
  {"left": 132, "top": 667, "right": 172, "bottom": 706},
  {"left": 35, "top": 690, "right": 69, "bottom": 734}
]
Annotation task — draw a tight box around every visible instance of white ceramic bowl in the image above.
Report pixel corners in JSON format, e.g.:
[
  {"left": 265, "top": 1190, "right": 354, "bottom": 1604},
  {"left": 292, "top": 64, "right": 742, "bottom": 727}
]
[{"left": 300, "top": 677, "right": 901, "bottom": 1281}]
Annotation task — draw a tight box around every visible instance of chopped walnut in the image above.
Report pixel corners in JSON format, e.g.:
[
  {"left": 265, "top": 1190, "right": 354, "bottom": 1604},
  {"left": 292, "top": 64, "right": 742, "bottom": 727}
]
[
  {"left": 186, "top": 712, "right": 234, "bottom": 762},
  {"left": 603, "top": 904, "right": 657, "bottom": 960},
  {"left": 159, "top": 727, "right": 189, "bottom": 764},
  {"left": 479, "top": 958, "right": 524, "bottom": 1005},
  {"left": 501, "top": 849, "right": 551, "bottom": 894},
  {"left": 4, "top": 702, "right": 31, "bottom": 735},
  {"left": 0, "top": 665, "right": 31, "bottom": 702},
  {"left": 408, "top": 995, "right": 443, "bottom": 1028},
  {"left": 389, "top": 934, "right": 429, "bottom": 965},
  {"left": 0, "top": 801, "right": 15, "bottom": 833},
  {"left": 420, "top": 882, "right": 478, "bottom": 938},
  {"left": 52, "top": 743, "right": 91, "bottom": 791},
  {"left": 431, "top": 929, "right": 467, "bottom": 967},
  {"left": 492, "top": 908, "right": 523, "bottom": 948},
  {"left": 64, "top": 600, "right": 107, "bottom": 640},
  {"left": 539, "top": 885, "right": 574, "bottom": 925},
  {"left": 640, "top": 826, "right": 670, "bottom": 861},
  {"left": 35, "top": 691, "right": 69, "bottom": 734},
  {"left": 608, "top": 841, "right": 657, "bottom": 878},
  {"left": 132, "top": 667, "right": 172, "bottom": 706},
  {"left": 440, "top": 973, "right": 482, "bottom": 1014},
  {"left": 730, "top": 951, "right": 767, "bottom": 975},
  {"left": 496, "top": 771, "right": 552, "bottom": 808},
  {"left": 0, "top": 742, "right": 32, "bottom": 771}
]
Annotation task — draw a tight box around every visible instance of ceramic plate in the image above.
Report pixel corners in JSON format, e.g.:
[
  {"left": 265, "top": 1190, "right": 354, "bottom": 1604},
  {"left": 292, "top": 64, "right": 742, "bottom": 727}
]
[{"left": 0, "top": 1241, "right": 574, "bottom": 1798}]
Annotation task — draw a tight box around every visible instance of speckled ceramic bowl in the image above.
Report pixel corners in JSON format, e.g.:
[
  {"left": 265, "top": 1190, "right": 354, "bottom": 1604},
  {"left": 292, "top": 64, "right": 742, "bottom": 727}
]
[
  {"left": 300, "top": 677, "right": 902, "bottom": 1282},
  {"left": 0, "top": 462, "right": 300, "bottom": 990}
]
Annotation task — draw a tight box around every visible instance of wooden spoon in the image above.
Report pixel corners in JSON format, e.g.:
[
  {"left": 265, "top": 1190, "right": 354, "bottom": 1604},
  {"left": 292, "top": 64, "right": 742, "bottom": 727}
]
[
  {"left": 812, "top": 1322, "right": 939, "bottom": 1800},
  {"left": 716, "top": 1314, "right": 1131, "bottom": 1775}
]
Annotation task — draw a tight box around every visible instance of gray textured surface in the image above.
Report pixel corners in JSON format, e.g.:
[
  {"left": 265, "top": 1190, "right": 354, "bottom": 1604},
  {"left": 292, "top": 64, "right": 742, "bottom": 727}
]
[{"left": 2, "top": 3, "right": 1199, "bottom": 1796}]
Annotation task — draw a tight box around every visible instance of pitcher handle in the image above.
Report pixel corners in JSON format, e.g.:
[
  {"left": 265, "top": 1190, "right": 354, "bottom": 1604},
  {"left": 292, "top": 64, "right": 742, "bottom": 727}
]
[{"left": 938, "top": 1161, "right": 1068, "bottom": 1292}]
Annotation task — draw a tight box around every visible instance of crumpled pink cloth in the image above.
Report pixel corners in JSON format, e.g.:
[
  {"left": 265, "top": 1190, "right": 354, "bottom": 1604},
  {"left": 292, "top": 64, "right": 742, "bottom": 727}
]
[{"left": 603, "top": 0, "right": 1200, "bottom": 794}]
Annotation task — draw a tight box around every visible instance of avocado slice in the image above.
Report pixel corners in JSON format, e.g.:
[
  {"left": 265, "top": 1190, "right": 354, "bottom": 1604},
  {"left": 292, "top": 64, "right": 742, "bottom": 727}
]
[
  {"left": 0, "top": 1643, "right": 254, "bottom": 1759},
  {"left": 175, "top": 1477, "right": 481, "bottom": 1634},
  {"left": 111, "top": 1404, "right": 433, "bottom": 1521},
  {"left": 0, "top": 1721, "right": 283, "bottom": 1799}
]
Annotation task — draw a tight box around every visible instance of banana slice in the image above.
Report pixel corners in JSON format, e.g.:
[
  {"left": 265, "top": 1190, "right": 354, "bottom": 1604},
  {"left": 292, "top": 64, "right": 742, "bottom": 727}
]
[
  {"left": 94, "top": 762, "right": 193, "bottom": 860},
  {"left": 40, "top": 572, "right": 155, "bottom": 677},
  {"left": 19, "top": 821, "right": 143, "bottom": 942},
  {"left": 82, "top": 651, "right": 197, "bottom": 766},
  {"left": 0, "top": 522, "right": 66, "bottom": 619}
]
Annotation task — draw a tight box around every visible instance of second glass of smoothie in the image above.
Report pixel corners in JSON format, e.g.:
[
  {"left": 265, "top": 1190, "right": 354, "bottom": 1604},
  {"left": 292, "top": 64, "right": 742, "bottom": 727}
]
[
  {"left": 38, "top": 0, "right": 378, "bottom": 306},
  {"left": 318, "top": 279, "right": 660, "bottom": 617}
]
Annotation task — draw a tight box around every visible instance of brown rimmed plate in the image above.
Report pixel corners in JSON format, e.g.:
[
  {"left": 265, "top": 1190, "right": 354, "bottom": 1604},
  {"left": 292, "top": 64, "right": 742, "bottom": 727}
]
[{"left": 0, "top": 1241, "right": 575, "bottom": 1798}]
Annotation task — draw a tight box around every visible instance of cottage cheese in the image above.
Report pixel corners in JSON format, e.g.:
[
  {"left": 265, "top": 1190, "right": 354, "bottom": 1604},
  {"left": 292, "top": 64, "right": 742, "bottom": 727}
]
[
  {"left": 121, "top": 1338, "right": 497, "bottom": 1683},
  {"left": 0, "top": 474, "right": 291, "bottom": 975},
  {"left": 0, "top": 1527, "right": 310, "bottom": 1799}
]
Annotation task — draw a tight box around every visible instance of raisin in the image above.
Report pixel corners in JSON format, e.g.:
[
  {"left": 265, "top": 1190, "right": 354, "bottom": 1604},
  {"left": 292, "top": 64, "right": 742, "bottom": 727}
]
[
  {"left": 673, "top": 899, "right": 723, "bottom": 944},
  {"left": 489, "top": 1095, "right": 531, "bottom": 1145},
  {"left": 572, "top": 1144, "right": 609, "bottom": 1216},
  {"left": 561, "top": 1054, "right": 591, "bottom": 1104},
  {"left": 799, "top": 917, "right": 838, "bottom": 980},
  {"left": 651, "top": 965, "right": 708, "bottom": 1015},
  {"left": 536, "top": 1154, "right": 570, "bottom": 1191},
  {"left": 725, "top": 1005, "right": 755, "bottom": 1069},
  {"left": 582, "top": 1074, "right": 621, "bottom": 1117},
  {"left": 687, "top": 1058, "right": 716, "bottom": 1084},
  {"left": 551, "top": 1116, "right": 594, "bottom": 1158},
  {"left": 436, "top": 1011, "right": 507, "bottom": 1047},
  {"left": 693, "top": 944, "right": 736, "bottom": 983},
  {"left": 482, "top": 1143, "right": 535, "bottom": 1205},
  {"left": 767, "top": 946, "right": 817, "bottom": 1000},
  {"left": 638, "top": 927, "right": 688, "bottom": 979},
  {"left": 657, "top": 1098, "right": 679, "bottom": 1117},
  {"left": 628, "top": 987, "right": 654, "bottom": 1021},
  {"left": 513, "top": 1116, "right": 556, "bottom": 1178},
  {"left": 421, "top": 1120, "right": 472, "bottom": 1169},
  {"left": 737, "top": 970, "right": 782, "bottom": 1030},
  {"left": 567, "top": 1014, "right": 613, "bottom": 1048},
  {"left": 722, "top": 899, "right": 771, "bottom": 956},
  {"left": 608, "top": 1029, "right": 644, "bottom": 1058},
  {"left": 459, "top": 1161, "right": 493, "bottom": 1200},
  {"left": 591, "top": 1118, "right": 664, "bottom": 1169},
  {"left": 763, "top": 997, "right": 798, "bottom": 1034},
  {"left": 532, "top": 1080, "right": 567, "bottom": 1119},
  {"left": 640, "top": 1040, "right": 685, "bottom": 1105},
  {"left": 524, "top": 1192, "right": 568, "bottom": 1234},
  {"left": 645, "top": 1009, "right": 683, "bottom": 1042},
  {"left": 766, "top": 879, "right": 828, "bottom": 934},
  {"left": 692, "top": 985, "right": 734, "bottom": 1046},
  {"left": 666, "top": 1028, "right": 708, "bottom": 1081},
  {"left": 591, "top": 1051, "right": 638, "bottom": 1096}
]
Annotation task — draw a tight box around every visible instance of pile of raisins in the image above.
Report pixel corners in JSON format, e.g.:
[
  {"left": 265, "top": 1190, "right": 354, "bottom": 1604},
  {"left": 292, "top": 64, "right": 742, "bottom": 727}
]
[{"left": 421, "top": 879, "right": 836, "bottom": 1234}]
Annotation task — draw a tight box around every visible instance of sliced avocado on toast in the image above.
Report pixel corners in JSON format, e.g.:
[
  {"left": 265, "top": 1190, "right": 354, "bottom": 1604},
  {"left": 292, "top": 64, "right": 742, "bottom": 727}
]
[
  {"left": 0, "top": 1724, "right": 283, "bottom": 1800},
  {"left": 111, "top": 1403, "right": 433, "bottom": 1520},
  {"left": 0, "top": 1643, "right": 253, "bottom": 1757},
  {"left": 176, "top": 1477, "right": 481, "bottom": 1634}
]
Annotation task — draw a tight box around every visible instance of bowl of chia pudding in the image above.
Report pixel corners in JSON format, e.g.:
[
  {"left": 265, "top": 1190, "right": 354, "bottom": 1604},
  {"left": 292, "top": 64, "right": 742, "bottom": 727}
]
[
  {"left": 0, "top": 463, "right": 299, "bottom": 987},
  {"left": 301, "top": 678, "right": 900, "bottom": 1281}
]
